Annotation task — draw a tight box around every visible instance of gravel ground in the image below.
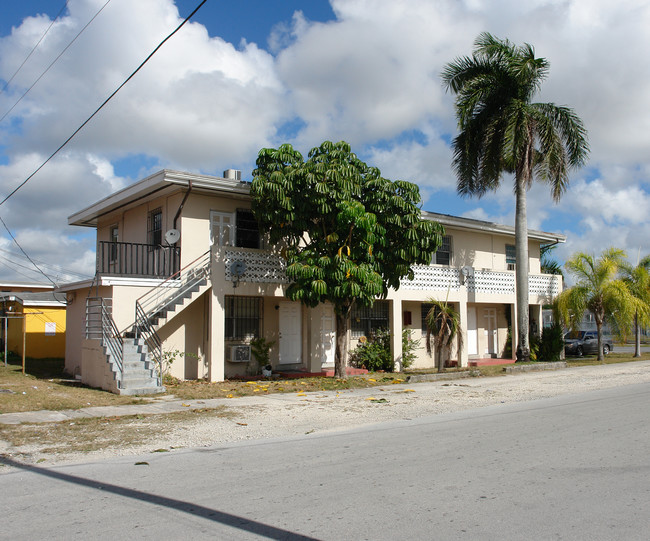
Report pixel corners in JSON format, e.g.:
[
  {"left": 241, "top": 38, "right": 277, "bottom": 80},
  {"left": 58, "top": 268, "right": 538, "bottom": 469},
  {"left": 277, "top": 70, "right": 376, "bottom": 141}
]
[{"left": 2, "top": 361, "right": 650, "bottom": 467}]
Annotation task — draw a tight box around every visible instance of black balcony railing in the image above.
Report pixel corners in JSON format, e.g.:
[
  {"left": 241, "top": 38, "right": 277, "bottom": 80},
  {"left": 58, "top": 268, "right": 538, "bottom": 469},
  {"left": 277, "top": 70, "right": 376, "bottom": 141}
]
[{"left": 97, "top": 241, "right": 180, "bottom": 278}]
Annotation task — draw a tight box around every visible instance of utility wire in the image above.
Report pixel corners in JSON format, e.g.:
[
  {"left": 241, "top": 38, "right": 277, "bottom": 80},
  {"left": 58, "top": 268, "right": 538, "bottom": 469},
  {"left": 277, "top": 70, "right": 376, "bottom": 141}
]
[
  {"left": 0, "top": 0, "right": 112, "bottom": 123},
  {"left": 0, "top": 1, "right": 69, "bottom": 95},
  {"left": 0, "top": 259, "right": 44, "bottom": 283},
  {"left": 0, "top": 0, "right": 207, "bottom": 208},
  {"left": 0, "top": 246, "right": 89, "bottom": 280},
  {"left": 0, "top": 215, "right": 56, "bottom": 286}
]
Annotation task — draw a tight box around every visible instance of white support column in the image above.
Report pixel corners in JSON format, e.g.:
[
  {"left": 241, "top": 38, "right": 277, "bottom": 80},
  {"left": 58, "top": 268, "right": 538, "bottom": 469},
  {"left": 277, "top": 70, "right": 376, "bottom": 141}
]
[
  {"left": 458, "top": 298, "right": 468, "bottom": 367},
  {"left": 209, "top": 247, "right": 225, "bottom": 382},
  {"left": 390, "top": 299, "right": 403, "bottom": 371},
  {"left": 510, "top": 303, "right": 517, "bottom": 360}
]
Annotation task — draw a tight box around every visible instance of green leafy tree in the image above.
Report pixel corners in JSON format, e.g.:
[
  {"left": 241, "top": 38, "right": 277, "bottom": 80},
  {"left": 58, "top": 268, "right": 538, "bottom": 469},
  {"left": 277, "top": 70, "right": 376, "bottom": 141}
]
[
  {"left": 556, "top": 248, "right": 639, "bottom": 361},
  {"left": 620, "top": 255, "right": 650, "bottom": 357},
  {"left": 425, "top": 298, "right": 463, "bottom": 372},
  {"left": 251, "top": 141, "right": 443, "bottom": 378},
  {"left": 442, "top": 33, "right": 589, "bottom": 362}
]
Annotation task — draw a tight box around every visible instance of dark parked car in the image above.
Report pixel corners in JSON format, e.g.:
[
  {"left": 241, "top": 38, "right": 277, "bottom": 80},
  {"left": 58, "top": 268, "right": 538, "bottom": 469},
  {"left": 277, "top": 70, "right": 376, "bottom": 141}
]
[{"left": 564, "top": 330, "right": 613, "bottom": 356}]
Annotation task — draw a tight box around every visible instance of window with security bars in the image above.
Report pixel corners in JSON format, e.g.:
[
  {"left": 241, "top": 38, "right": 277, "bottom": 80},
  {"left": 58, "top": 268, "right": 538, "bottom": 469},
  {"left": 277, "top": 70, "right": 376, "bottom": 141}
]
[
  {"left": 506, "top": 244, "right": 516, "bottom": 270},
  {"left": 225, "top": 296, "right": 262, "bottom": 340},
  {"left": 351, "top": 300, "right": 389, "bottom": 338},
  {"left": 211, "top": 209, "right": 262, "bottom": 248},
  {"left": 148, "top": 208, "right": 162, "bottom": 247},
  {"left": 431, "top": 235, "right": 452, "bottom": 266},
  {"left": 236, "top": 209, "right": 261, "bottom": 249}
]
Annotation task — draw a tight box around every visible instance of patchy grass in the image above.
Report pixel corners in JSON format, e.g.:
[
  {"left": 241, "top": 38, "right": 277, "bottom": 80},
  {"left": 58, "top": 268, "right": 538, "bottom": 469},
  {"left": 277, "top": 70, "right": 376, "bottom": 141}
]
[
  {"left": 1, "top": 407, "right": 235, "bottom": 462},
  {"left": 2, "top": 351, "right": 649, "bottom": 416},
  {"left": 163, "top": 373, "right": 408, "bottom": 400},
  {"left": 0, "top": 358, "right": 145, "bottom": 414},
  {"left": 565, "top": 351, "right": 648, "bottom": 367}
]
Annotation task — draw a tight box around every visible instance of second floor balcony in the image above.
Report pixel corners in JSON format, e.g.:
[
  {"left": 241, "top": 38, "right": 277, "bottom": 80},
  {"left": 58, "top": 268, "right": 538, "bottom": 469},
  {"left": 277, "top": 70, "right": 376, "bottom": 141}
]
[
  {"left": 221, "top": 246, "right": 562, "bottom": 301},
  {"left": 97, "top": 241, "right": 180, "bottom": 278}
]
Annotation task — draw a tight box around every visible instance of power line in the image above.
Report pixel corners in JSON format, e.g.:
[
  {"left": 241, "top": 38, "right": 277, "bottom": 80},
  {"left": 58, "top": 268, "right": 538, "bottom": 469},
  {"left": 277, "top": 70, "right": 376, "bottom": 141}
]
[
  {"left": 0, "top": 215, "right": 56, "bottom": 286},
  {"left": 0, "top": 246, "right": 89, "bottom": 280},
  {"left": 0, "top": 259, "right": 45, "bottom": 283},
  {"left": 0, "top": 1, "right": 69, "bottom": 95},
  {"left": 0, "top": 0, "right": 112, "bottom": 123},
  {"left": 0, "top": 0, "right": 208, "bottom": 208}
]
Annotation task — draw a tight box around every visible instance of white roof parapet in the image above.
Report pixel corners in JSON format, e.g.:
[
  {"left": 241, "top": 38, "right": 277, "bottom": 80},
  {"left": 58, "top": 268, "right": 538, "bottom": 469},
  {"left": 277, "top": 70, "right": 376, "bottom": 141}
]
[
  {"left": 423, "top": 211, "right": 566, "bottom": 244},
  {"left": 68, "top": 169, "right": 250, "bottom": 227},
  {"left": 67, "top": 168, "right": 566, "bottom": 243}
]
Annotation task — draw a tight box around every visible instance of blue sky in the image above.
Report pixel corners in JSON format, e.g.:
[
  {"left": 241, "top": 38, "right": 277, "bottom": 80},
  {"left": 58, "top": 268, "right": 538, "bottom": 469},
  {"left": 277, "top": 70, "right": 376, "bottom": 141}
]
[{"left": 0, "top": 0, "right": 649, "bottom": 284}]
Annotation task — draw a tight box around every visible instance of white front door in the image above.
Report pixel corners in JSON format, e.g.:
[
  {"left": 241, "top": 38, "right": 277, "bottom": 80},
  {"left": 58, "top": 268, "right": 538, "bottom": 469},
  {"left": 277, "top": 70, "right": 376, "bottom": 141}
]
[
  {"left": 467, "top": 307, "right": 478, "bottom": 355},
  {"left": 320, "top": 304, "right": 335, "bottom": 366},
  {"left": 484, "top": 308, "right": 498, "bottom": 355},
  {"left": 279, "top": 302, "right": 301, "bottom": 364}
]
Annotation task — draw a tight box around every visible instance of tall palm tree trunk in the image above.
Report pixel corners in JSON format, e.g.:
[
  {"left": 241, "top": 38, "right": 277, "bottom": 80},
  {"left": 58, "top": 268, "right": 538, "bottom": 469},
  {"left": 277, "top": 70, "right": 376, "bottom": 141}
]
[
  {"left": 515, "top": 173, "right": 530, "bottom": 363},
  {"left": 634, "top": 312, "right": 641, "bottom": 358}
]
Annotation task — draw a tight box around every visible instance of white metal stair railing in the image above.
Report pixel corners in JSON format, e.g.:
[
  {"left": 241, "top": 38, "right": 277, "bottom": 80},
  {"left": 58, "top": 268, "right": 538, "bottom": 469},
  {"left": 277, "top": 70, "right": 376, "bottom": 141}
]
[
  {"left": 86, "top": 297, "right": 124, "bottom": 388},
  {"left": 130, "top": 250, "right": 211, "bottom": 378}
]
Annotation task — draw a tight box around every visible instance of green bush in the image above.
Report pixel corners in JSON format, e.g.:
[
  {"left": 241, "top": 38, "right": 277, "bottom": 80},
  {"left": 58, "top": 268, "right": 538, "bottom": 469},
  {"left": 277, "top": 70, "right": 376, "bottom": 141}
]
[
  {"left": 401, "top": 329, "right": 419, "bottom": 370},
  {"left": 537, "top": 323, "right": 564, "bottom": 363},
  {"left": 349, "top": 328, "right": 393, "bottom": 372}
]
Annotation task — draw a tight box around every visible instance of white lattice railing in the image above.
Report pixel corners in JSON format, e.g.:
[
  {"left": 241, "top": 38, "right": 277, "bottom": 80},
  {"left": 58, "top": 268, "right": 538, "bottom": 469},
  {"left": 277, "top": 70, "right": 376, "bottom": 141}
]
[
  {"left": 528, "top": 273, "right": 562, "bottom": 298},
  {"left": 223, "top": 247, "right": 288, "bottom": 284},
  {"left": 402, "top": 266, "right": 462, "bottom": 291},
  {"left": 221, "top": 250, "right": 561, "bottom": 298},
  {"left": 403, "top": 266, "right": 561, "bottom": 298}
]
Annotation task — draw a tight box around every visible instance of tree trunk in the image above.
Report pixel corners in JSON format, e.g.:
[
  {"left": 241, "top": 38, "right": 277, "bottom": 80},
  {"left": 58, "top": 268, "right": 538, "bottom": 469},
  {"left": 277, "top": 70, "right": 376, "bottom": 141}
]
[
  {"left": 334, "top": 310, "right": 351, "bottom": 379},
  {"left": 514, "top": 171, "right": 530, "bottom": 363},
  {"left": 634, "top": 312, "right": 641, "bottom": 358},
  {"left": 595, "top": 314, "right": 604, "bottom": 363},
  {"left": 436, "top": 347, "right": 445, "bottom": 372}
]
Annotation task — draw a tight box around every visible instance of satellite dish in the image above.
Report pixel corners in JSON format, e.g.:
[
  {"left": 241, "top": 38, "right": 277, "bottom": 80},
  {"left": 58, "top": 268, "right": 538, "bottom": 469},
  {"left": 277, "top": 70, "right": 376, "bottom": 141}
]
[
  {"left": 230, "top": 260, "right": 247, "bottom": 276},
  {"left": 165, "top": 229, "right": 181, "bottom": 244}
]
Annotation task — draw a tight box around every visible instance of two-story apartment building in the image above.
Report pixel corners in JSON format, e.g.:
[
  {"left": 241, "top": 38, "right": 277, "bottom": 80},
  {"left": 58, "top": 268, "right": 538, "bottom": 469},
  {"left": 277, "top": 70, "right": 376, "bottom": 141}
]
[{"left": 59, "top": 169, "right": 564, "bottom": 394}]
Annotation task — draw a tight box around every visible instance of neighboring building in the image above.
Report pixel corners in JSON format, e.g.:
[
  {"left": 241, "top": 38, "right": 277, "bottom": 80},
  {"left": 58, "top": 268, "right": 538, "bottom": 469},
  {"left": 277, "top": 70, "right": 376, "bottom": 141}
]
[
  {"left": 59, "top": 169, "right": 564, "bottom": 394},
  {"left": 0, "top": 287, "right": 67, "bottom": 359}
]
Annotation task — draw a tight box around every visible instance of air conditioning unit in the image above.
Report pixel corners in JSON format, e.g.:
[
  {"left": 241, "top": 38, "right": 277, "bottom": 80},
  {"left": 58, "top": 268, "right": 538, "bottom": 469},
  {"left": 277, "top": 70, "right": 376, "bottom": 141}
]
[
  {"left": 223, "top": 169, "right": 242, "bottom": 181},
  {"left": 229, "top": 344, "right": 251, "bottom": 363}
]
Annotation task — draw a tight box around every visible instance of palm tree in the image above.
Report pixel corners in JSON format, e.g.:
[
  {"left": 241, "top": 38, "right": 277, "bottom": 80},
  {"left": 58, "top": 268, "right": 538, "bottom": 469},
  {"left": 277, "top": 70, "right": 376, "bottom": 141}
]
[
  {"left": 556, "top": 248, "right": 639, "bottom": 362},
  {"left": 425, "top": 299, "right": 463, "bottom": 372},
  {"left": 442, "top": 33, "right": 589, "bottom": 362},
  {"left": 541, "top": 244, "right": 563, "bottom": 278},
  {"left": 620, "top": 255, "right": 650, "bottom": 357}
]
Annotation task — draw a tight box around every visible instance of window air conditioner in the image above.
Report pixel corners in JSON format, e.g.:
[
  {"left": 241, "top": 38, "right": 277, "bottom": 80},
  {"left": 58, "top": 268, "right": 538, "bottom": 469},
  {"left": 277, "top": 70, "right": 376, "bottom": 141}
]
[{"left": 229, "top": 345, "right": 251, "bottom": 363}]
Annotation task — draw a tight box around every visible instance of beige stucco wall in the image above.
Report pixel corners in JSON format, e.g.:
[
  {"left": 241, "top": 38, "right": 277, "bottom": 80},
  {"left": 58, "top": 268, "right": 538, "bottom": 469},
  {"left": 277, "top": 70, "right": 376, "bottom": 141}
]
[{"left": 443, "top": 227, "right": 542, "bottom": 273}]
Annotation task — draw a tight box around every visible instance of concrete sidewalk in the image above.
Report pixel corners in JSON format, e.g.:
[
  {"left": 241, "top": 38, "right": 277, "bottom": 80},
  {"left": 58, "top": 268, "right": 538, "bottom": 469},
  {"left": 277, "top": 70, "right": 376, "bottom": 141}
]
[
  {"left": 0, "top": 386, "right": 386, "bottom": 425},
  {"left": 0, "top": 363, "right": 571, "bottom": 426}
]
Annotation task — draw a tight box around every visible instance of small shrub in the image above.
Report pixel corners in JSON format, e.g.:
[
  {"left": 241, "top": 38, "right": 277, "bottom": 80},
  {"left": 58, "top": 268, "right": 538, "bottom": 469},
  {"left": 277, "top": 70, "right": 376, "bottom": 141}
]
[
  {"left": 401, "top": 329, "right": 419, "bottom": 370},
  {"left": 349, "top": 328, "right": 393, "bottom": 372},
  {"left": 529, "top": 333, "right": 541, "bottom": 362},
  {"left": 250, "top": 337, "right": 276, "bottom": 375},
  {"left": 537, "top": 323, "right": 564, "bottom": 363}
]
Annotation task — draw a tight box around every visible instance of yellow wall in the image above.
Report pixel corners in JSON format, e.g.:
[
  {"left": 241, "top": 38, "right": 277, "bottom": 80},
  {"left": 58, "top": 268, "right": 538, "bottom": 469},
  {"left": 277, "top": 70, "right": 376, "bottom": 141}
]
[{"left": 6, "top": 305, "right": 66, "bottom": 359}]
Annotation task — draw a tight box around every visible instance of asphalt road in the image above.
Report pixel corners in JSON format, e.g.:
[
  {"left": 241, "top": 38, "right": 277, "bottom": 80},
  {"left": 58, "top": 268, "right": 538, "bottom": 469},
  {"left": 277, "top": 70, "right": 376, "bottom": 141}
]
[{"left": 2, "top": 383, "right": 649, "bottom": 540}]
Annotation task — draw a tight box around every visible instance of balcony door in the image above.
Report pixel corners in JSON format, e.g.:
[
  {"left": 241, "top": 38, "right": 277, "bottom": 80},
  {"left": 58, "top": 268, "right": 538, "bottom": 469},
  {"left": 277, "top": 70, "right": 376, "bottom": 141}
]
[{"left": 210, "top": 211, "right": 234, "bottom": 247}]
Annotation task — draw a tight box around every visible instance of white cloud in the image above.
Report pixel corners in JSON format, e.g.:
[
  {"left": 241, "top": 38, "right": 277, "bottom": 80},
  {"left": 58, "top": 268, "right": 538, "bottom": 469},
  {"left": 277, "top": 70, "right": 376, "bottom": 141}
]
[{"left": 0, "top": 0, "right": 650, "bottom": 282}]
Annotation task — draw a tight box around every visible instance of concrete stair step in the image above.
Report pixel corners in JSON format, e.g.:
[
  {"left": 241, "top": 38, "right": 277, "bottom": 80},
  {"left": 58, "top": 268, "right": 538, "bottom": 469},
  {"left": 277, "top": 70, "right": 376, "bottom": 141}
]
[{"left": 117, "top": 385, "right": 165, "bottom": 396}]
